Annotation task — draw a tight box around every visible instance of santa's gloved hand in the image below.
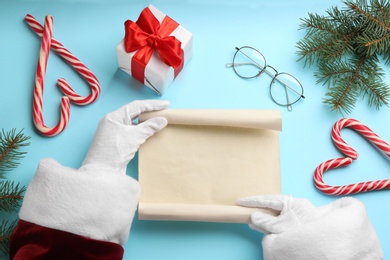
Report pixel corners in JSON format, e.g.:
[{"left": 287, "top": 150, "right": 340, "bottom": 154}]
[
  {"left": 10, "top": 100, "right": 169, "bottom": 260},
  {"left": 239, "top": 195, "right": 383, "bottom": 260},
  {"left": 82, "top": 99, "right": 170, "bottom": 173}
]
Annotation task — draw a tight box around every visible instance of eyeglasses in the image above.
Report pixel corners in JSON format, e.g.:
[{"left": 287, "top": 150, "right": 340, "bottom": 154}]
[{"left": 226, "top": 46, "right": 305, "bottom": 111}]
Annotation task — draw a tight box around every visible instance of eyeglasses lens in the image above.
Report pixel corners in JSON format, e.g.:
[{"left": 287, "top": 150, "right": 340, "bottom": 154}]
[
  {"left": 270, "top": 73, "right": 303, "bottom": 106},
  {"left": 233, "top": 47, "right": 266, "bottom": 78}
]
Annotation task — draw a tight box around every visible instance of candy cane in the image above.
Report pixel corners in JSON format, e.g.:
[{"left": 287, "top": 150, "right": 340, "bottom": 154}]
[
  {"left": 314, "top": 118, "right": 390, "bottom": 195},
  {"left": 25, "top": 14, "right": 100, "bottom": 106},
  {"left": 32, "top": 15, "right": 70, "bottom": 137}
]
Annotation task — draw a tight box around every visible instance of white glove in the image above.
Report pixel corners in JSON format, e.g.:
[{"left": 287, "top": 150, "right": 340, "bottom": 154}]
[
  {"left": 18, "top": 100, "right": 169, "bottom": 246},
  {"left": 82, "top": 99, "right": 170, "bottom": 173},
  {"left": 239, "top": 195, "right": 383, "bottom": 260}
]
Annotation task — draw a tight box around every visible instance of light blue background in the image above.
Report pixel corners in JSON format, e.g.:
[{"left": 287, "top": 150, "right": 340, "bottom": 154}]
[{"left": 1, "top": 0, "right": 389, "bottom": 259}]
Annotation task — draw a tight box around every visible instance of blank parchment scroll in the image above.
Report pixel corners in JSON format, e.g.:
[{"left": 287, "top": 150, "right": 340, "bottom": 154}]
[{"left": 138, "top": 109, "right": 282, "bottom": 223}]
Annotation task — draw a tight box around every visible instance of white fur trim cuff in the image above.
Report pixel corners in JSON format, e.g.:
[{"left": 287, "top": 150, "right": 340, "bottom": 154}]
[{"left": 19, "top": 158, "right": 140, "bottom": 245}]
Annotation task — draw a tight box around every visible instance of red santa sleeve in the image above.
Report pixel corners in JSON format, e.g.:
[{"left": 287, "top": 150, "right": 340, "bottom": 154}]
[
  {"left": 10, "top": 220, "right": 124, "bottom": 259},
  {"left": 10, "top": 158, "right": 140, "bottom": 259}
]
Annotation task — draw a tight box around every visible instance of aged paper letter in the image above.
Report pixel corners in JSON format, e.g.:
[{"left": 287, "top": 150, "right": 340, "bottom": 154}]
[{"left": 138, "top": 109, "right": 282, "bottom": 223}]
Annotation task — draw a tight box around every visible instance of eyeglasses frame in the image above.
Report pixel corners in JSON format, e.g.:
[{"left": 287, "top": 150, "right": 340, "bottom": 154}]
[{"left": 227, "top": 46, "right": 305, "bottom": 111}]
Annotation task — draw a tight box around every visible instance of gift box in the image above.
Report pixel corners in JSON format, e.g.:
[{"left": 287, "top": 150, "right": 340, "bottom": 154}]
[{"left": 116, "top": 5, "right": 193, "bottom": 95}]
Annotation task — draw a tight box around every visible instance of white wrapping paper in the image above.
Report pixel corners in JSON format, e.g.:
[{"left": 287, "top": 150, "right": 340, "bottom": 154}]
[{"left": 116, "top": 5, "right": 193, "bottom": 95}]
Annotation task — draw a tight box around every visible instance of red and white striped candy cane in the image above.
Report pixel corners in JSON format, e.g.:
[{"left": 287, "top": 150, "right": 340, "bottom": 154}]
[
  {"left": 25, "top": 14, "right": 100, "bottom": 106},
  {"left": 33, "top": 15, "right": 70, "bottom": 137},
  {"left": 314, "top": 118, "right": 390, "bottom": 195}
]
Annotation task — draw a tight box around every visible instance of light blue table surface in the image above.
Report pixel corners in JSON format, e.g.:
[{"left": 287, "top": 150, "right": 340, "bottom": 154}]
[{"left": 1, "top": 0, "right": 389, "bottom": 259}]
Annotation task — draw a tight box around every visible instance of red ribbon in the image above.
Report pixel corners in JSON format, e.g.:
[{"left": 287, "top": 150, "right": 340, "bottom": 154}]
[{"left": 124, "top": 7, "right": 184, "bottom": 84}]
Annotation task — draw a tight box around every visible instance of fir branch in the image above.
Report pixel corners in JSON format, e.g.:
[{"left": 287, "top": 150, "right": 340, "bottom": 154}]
[
  {"left": 358, "top": 65, "right": 390, "bottom": 108},
  {"left": 296, "top": 34, "right": 355, "bottom": 66},
  {"left": 0, "top": 181, "right": 25, "bottom": 212},
  {"left": 323, "top": 75, "right": 361, "bottom": 114},
  {"left": 347, "top": 0, "right": 390, "bottom": 55},
  {"left": 376, "top": 0, "right": 390, "bottom": 27},
  {"left": 327, "top": 5, "right": 362, "bottom": 33},
  {"left": 298, "top": 7, "right": 359, "bottom": 66},
  {"left": 383, "top": 46, "right": 390, "bottom": 63},
  {"left": 297, "top": 0, "right": 390, "bottom": 114},
  {"left": 299, "top": 13, "right": 337, "bottom": 37},
  {"left": 320, "top": 55, "right": 389, "bottom": 113},
  {"left": 296, "top": 36, "right": 334, "bottom": 66},
  {"left": 314, "top": 59, "right": 355, "bottom": 87},
  {"left": 0, "top": 129, "right": 29, "bottom": 257},
  {"left": 0, "top": 129, "right": 30, "bottom": 179},
  {"left": 326, "top": 57, "right": 366, "bottom": 114},
  {"left": 348, "top": 0, "right": 390, "bottom": 33},
  {"left": 0, "top": 219, "right": 18, "bottom": 257},
  {"left": 360, "top": 33, "right": 390, "bottom": 51}
]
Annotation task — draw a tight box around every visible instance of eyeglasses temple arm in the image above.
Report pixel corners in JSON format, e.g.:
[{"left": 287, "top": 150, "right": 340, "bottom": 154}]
[
  {"left": 272, "top": 75, "right": 305, "bottom": 99},
  {"left": 284, "top": 85, "right": 293, "bottom": 111},
  {"left": 226, "top": 62, "right": 264, "bottom": 70},
  {"left": 235, "top": 48, "right": 266, "bottom": 72}
]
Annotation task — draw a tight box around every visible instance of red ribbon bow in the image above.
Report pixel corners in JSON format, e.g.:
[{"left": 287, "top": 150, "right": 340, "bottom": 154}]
[{"left": 124, "top": 7, "right": 183, "bottom": 84}]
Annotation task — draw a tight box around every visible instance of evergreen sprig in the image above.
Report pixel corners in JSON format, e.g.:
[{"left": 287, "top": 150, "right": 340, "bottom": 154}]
[
  {"left": 0, "top": 129, "right": 30, "bottom": 258},
  {"left": 297, "top": 0, "right": 390, "bottom": 114},
  {"left": 0, "top": 219, "right": 17, "bottom": 256},
  {"left": 0, "top": 129, "right": 31, "bottom": 179},
  {"left": 0, "top": 181, "right": 26, "bottom": 213}
]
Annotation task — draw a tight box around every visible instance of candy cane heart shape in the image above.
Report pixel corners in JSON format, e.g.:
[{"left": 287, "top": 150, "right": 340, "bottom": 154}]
[
  {"left": 32, "top": 15, "right": 70, "bottom": 137},
  {"left": 314, "top": 118, "right": 390, "bottom": 195},
  {"left": 25, "top": 14, "right": 100, "bottom": 106}
]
